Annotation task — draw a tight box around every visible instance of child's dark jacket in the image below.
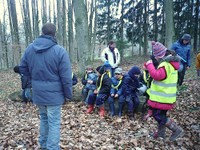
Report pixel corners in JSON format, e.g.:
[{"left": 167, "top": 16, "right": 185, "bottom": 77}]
[
  {"left": 97, "top": 73, "right": 111, "bottom": 95},
  {"left": 122, "top": 74, "right": 139, "bottom": 97}
]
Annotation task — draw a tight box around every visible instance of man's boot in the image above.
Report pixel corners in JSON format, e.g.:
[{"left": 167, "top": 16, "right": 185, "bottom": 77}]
[
  {"left": 165, "top": 119, "right": 184, "bottom": 141},
  {"left": 86, "top": 105, "right": 94, "bottom": 113}
]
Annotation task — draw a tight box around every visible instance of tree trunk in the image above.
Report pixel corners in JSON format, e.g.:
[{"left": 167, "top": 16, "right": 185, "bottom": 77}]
[
  {"left": 8, "top": 0, "right": 21, "bottom": 65},
  {"left": 32, "top": 0, "right": 39, "bottom": 39},
  {"left": 143, "top": 0, "right": 148, "bottom": 55},
  {"left": 91, "top": 0, "right": 97, "bottom": 61},
  {"left": 42, "top": 0, "right": 47, "bottom": 24},
  {"left": 73, "top": 0, "right": 89, "bottom": 74},
  {"left": 164, "top": 0, "right": 175, "bottom": 49},
  {"left": 154, "top": 0, "right": 158, "bottom": 41},
  {"left": 57, "top": 0, "right": 62, "bottom": 44},
  {"left": 62, "top": 0, "right": 67, "bottom": 48},
  {"left": 107, "top": 0, "right": 111, "bottom": 42},
  {"left": 68, "top": 0, "right": 75, "bottom": 62},
  {"left": 193, "top": 0, "right": 199, "bottom": 52}
]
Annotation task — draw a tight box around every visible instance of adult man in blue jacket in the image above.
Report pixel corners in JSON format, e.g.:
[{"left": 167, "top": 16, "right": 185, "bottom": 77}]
[{"left": 20, "top": 23, "right": 72, "bottom": 150}]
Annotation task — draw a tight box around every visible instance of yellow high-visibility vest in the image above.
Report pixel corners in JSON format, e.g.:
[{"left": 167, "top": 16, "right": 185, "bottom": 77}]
[{"left": 148, "top": 61, "right": 178, "bottom": 104}]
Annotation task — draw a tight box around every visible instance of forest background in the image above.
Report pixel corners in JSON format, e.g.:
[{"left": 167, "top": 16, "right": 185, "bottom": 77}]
[
  {"left": 0, "top": 0, "right": 200, "bottom": 149},
  {"left": 0, "top": 0, "right": 200, "bottom": 74}
]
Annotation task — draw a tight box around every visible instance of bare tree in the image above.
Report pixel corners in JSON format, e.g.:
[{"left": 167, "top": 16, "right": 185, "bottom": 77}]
[
  {"left": 7, "top": 0, "right": 21, "bottom": 65},
  {"left": 41, "top": 0, "right": 47, "bottom": 24},
  {"left": 193, "top": 0, "right": 199, "bottom": 52},
  {"left": 20, "top": 0, "right": 33, "bottom": 46},
  {"left": 68, "top": 0, "right": 75, "bottom": 62},
  {"left": 32, "top": 0, "right": 39, "bottom": 39},
  {"left": 73, "top": 0, "right": 89, "bottom": 74},
  {"left": 164, "top": 0, "right": 175, "bottom": 49},
  {"left": 62, "top": 0, "right": 67, "bottom": 48},
  {"left": 57, "top": 0, "right": 62, "bottom": 44}
]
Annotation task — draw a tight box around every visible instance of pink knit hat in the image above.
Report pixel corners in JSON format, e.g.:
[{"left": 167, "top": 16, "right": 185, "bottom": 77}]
[{"left": 152, "top": 41, "right": 167, "bottom": 58}]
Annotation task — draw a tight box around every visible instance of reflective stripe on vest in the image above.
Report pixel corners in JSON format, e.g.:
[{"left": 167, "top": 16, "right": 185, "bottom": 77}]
[
  {"left": 97, "top": 73, "right": 106, "bottom": 92},
  {"left": 111, "top": 78, "right": 122, "bottom": 90},
  {"left": 149, "top": 61, "right": 178, "bottom": 104}
]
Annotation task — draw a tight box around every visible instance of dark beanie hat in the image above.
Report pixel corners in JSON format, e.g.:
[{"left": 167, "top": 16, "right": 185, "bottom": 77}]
[
  {"left": 128, "top": 66, "right": 141, "bottom": 76},
  {"left": 13, "top": 65, "right": 20, "bottom": 73},
  {"left": 96, "top": 66, "right": 105, "bottom": 75},
  {"left": 42, "top": 23, "right": 56, "bottom": 36},
  {"left": 181, "top": 34, "right": 191, "bottom": 41}
]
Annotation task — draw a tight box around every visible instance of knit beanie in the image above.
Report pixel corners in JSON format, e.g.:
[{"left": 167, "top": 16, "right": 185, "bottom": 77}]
[
  {"left": 96, "top": 66, "right": 105, "bottom": 75},
  {"left": 104, "top": 61, "right": 112, "bottom": 69},
  {"left": 152, "top": 41, "right": 167, "bottom": 58},
  {"left": 181, "top": 34, "right": 191, "bottom": 41},
  {"left": 128, "top": 66, "right": 141, "bottom": 78}
]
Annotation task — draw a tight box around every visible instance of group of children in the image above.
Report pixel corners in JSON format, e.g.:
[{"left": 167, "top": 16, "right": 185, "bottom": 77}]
[
  {"left": 82, "top": 41, "right": 185, "bottom": 141},
  {"left": 81, "top": 61, "right": 144, "bottom": 119},
  {"left": 14, "top": 40, "right": 187, "bottom": 141}
]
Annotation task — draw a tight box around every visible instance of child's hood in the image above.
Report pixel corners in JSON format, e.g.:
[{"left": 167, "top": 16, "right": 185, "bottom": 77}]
[{"left": 162, "top": 55, "right": 180, "bottom": 70}]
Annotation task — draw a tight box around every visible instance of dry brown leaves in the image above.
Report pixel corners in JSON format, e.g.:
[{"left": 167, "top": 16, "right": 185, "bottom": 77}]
[{"left": 0, "top": 61, "right": 199, "bottom": 149}]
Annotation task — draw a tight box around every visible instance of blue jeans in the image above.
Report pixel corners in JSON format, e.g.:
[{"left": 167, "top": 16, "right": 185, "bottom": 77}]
[{"left": 38, "top": 105, "right": 61, "bottom": 150}]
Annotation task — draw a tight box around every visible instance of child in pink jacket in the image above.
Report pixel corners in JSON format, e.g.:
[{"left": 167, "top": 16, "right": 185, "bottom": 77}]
[{"left": 144, "top": 41, "right": 184, "bottom": 141}]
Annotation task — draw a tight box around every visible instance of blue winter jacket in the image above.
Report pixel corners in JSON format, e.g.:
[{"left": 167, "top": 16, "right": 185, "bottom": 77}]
[
  {"left": 20, "top": 35, "right": 72, "bottom": 105},
  {"left": 110, "top": 76, "right": 123, "bottom": 96},
  {"left": 171, "top": 40, "right": 191, "bottom": 67}
]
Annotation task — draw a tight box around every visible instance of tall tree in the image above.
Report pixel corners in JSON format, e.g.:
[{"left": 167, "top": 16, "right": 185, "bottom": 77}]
[
  {"left": 193, "top": 0, "right": 199, "bottom": 52},
  {"left": 32, "top": 0, "right": 39, "bottom": 39},
  {"left": 41, "top": 0, "right": 47, "bottom": 24},
  {"left": 153, "top": 0, "right": 158, "bottom": 41},
  {"left": 68, "top": 0, "right": 75, "bottom": 62},
  {"left": 57, "top": 0, "right": 63, "bottom": 44},
  {"left": 73, "top": 0, "right": 89, "bottom": 74},
  {"left": 164, "top": 0, "right": 175, "bottom": 49},
  {"left": 62, "top": 0, "right": 67, "bottom": 48},
  {"left": 21, "top": 0, "right": 33, "bottom": 46},
  {"left": 7, "top": 0, "right": 21, "bottom": 65}
]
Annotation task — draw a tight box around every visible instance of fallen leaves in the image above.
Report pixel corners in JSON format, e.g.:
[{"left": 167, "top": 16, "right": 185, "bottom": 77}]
[{"left": 0, "top": 63, "right": 200, "bottom": 149}]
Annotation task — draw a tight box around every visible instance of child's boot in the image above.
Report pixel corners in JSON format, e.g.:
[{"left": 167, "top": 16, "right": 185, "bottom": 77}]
[
  {"left": 143, "top": 109, "right": 152, "bottom": 120},
  {"left": 86, "top": 105, "right": 94, "bottom": 113},
  {"left": 150, "top": 124, "right": 166, "bottom": 139},
  {"left": 165, "top": 119, "right": 184, "bottom": 141},
  {"left": 99, "top": 106, "right": 105, "bottom": 117}
]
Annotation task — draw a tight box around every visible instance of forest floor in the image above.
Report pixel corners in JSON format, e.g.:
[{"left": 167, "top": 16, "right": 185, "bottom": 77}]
[{"left": 0, "top": 56, "right": 199, "bottom": 150}]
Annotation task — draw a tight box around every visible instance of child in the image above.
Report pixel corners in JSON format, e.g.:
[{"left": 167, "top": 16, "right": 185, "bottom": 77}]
[
  {"left": 108, "top": 67, "right": 124, "bottom": 117},
  {"left": 13, "top": 65, "right": 32, "bottom": 103},
  {"left": 86, "top": 66, "right": 111, "bottom": 117},
  {"left": 81, "top": 66, "right": 98, "bottom": 104},
  {"left": 144, "top": 41, "right": 184, "bottom": 141},
  {"left": 196, "top": 52, "right": 200, "bottom": 77},
  {"left": 121, "top": 66, "right": 141, "bottom": 119}
]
